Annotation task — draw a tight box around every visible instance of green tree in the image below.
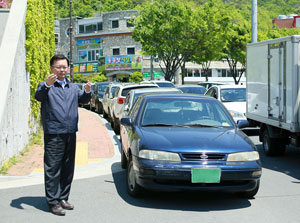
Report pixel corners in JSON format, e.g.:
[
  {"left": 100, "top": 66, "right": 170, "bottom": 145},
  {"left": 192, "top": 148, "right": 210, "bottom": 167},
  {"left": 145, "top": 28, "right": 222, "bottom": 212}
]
[
  {"left": 100, "top": 0, "right": 134, "bottom": 12},
  {"left": 91, "top": 72, "right": 108, "bottom": 82},
  {"left": 129, "top": 71, "right": 144, "bottom": 83},
  {"left": 223, "top": 8, "right": 251, "bottom": 84},
  {"left": 133, "top": 0, "right": 193, "bottom": 81},
  {"left": 190, "top": 0, "right": 230, "bottom": 81}
]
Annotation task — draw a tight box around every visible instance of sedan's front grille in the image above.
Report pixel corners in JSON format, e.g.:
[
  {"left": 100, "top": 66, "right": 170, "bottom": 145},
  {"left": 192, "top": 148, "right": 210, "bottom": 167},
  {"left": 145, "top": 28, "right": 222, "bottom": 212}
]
[{"left": 181, "top": 153, "right": 225, "bottom": 161}]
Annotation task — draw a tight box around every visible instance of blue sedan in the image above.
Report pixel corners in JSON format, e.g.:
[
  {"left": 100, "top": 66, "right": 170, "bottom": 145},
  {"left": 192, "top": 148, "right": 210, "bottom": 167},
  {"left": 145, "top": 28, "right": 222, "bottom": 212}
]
[{"left": 120, "top": 94, "right": 261, "bottom": 198}]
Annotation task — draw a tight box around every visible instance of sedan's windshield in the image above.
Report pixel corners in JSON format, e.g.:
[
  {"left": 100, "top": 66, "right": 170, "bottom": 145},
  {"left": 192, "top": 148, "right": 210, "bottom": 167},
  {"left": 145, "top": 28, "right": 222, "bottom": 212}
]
[
  {"left": 141, "top": 98, "right": 234, "bottom": 128},
  {"left": 220, "top": 88, "right": 246, "bottom": 102}
]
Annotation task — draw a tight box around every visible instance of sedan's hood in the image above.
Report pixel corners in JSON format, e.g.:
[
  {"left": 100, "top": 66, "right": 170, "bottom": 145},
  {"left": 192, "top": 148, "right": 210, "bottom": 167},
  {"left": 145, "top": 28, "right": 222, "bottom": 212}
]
[
  {"left": 139, "top": 127, "right": 255, "bottom": 153},
  {"left": 223, "top": 102, "right": 246, "bottom": 113}
]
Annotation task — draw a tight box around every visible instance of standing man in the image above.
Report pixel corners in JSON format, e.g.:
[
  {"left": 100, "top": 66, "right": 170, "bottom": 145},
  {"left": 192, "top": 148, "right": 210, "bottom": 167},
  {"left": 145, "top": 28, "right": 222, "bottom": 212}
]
[{"left": 35, "top": 54, "right": 91, "bottom": 216}]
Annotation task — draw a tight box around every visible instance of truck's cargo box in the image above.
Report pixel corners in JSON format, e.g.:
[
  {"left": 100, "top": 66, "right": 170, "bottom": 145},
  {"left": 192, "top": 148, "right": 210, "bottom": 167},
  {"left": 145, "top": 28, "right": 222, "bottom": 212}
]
[{"left": 246, "top": 35, "right": 300, "bottom": 133}]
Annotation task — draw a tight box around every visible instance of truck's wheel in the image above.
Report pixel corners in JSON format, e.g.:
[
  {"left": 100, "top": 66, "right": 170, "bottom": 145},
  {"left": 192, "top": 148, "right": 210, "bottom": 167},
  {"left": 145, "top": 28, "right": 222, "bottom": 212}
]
[{"left": 262, "top": 129, "right": 285, "bottom": 156}]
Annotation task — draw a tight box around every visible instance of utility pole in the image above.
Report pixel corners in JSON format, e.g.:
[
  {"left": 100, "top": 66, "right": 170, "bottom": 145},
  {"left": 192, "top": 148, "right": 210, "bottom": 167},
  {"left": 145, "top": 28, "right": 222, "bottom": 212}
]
[
  {"left": 150, "top": 0, "right": 154, "bottom": 80},
  {"left": 69, "top": 0, "right": 74, "bottom": 82},
  {"left": 150, "top": 56, "right": 154, "bottom": 80},
  {"left": 251, "top": 0, "right": 257, "bottom": 43}
]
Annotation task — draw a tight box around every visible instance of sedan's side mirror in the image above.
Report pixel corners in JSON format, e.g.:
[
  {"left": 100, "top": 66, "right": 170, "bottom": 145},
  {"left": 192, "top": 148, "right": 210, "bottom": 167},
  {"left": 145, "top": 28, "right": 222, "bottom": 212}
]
[
  {"left": 237, "top": 120, "right": 249, "bottom": 129},
  {"left": 121, "top": 117, "right": 133, "bottom": 127}
]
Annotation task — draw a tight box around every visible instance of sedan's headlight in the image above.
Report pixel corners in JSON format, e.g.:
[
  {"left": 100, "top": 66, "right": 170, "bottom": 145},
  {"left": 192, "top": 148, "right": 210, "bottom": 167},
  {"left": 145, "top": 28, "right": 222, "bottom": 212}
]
[
  {"left": 229, "top": 110, "right": 245, "bottom": 118},
  {"left": 139, "top": 150, "right": 181, "bottom": 161},
  {"left": 227, "top": 151, "right": 259, "bottom": 161}
]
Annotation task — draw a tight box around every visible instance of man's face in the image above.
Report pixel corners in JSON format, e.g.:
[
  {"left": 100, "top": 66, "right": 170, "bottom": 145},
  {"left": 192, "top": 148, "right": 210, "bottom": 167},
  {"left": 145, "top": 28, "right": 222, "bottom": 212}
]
[{"left": 50, "top": 59, "right": 69, "bottom": 81}]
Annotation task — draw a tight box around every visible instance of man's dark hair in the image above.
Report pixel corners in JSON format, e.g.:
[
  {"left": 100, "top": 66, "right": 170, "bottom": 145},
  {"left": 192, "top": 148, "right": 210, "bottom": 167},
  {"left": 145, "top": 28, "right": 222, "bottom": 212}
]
[{"left": 50, "top": 54, "right": 70, "bottom": 66}]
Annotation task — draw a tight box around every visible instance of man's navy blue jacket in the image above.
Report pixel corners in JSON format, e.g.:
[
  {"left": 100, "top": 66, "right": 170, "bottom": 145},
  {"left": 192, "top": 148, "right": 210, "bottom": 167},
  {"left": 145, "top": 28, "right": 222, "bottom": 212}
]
[{"left": 35, "top": 79, "right": 91, "bottom": 134}]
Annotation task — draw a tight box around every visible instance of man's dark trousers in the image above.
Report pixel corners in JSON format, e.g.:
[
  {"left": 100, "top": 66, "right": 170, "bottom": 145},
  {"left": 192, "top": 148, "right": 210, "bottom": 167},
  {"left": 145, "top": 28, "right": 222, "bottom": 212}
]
[{"left": 44, "top": 133, "right": 76, "bottom": 206}]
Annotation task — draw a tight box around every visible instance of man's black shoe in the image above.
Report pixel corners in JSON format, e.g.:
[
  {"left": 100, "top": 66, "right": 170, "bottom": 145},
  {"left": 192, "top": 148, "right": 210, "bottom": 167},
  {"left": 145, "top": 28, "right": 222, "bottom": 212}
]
[
  {"left": 50, "top": 203, "right": 66, "bottom": 216},
  {"left": 60, "top": 200, "right": 74, "bottom": 210}
]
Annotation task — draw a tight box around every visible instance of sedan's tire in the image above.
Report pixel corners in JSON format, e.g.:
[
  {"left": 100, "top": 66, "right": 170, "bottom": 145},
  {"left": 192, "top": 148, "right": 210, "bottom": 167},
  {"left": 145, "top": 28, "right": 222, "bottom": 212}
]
[
  {"left": 103, "top": 110, "right": 108, "bottom": 119},
  {"left": 262, "top": 129, "right": 285, "bottom": 156},
  {"left": 237, "top": 180, "right": 260, "bottom": 199},
  {"left": 98, "top": 102, "right": 103, "bottom": 114},
  {"left": 121, "top": 146, "right": 127, "bottom": 169},
  {"left": 126, "top": 156, "right": 142, "bottom": 197},
  {"left": 113, "top": 116, "right": 120, "bottom": 134}
]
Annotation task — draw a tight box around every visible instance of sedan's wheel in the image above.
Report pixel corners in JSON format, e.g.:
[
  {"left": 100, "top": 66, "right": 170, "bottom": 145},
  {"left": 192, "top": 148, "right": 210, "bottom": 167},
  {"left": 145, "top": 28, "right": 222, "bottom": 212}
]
[
  {"left": 113, "top": 116, "right": 120, "bottom": 134},
  {"left": 262, "top": 129, "right": 285, "bottom": 156},
  {"left": 103, "top": 110, "right": 108, "bottom": 118},
  {"left": 95, "top": 102, "right": 99, "bottom": 114},
  {"left": 126, "top": 156, "right": 142, "bottom": 197},
  {"left": 121, "top": 146, "right": 127, "bottom": 169},
  {"left": 98, "top": 102, "right": 103, "bottom": 114},
  {"left": 237, "top": 180, "right": 260, "bottom": 199}
]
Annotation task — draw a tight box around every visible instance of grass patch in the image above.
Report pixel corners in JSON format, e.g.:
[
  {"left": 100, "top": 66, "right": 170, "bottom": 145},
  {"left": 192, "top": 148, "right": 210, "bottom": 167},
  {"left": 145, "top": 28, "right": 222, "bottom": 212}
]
[
  {"left": 0, "top": 126, "right": 44, "bottom": 175},
  {"left": 0, "top": 156, "right": 18, "bottom": 175}
]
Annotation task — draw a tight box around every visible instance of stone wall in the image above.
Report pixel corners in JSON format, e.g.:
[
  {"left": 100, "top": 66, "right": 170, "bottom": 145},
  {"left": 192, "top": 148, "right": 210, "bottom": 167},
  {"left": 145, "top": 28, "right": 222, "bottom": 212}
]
[{"left": 0, "top": 0, "right": 31, "bottom": 165}]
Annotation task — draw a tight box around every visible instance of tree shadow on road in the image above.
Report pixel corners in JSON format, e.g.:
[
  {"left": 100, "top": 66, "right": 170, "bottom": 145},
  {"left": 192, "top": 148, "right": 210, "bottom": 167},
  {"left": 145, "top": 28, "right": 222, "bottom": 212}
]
[
  {"left": 111, "top": 162, "right": 252, "bottom": 212},
  {"left": 10, "top": 196, "right": 49, "bottom": 212}
]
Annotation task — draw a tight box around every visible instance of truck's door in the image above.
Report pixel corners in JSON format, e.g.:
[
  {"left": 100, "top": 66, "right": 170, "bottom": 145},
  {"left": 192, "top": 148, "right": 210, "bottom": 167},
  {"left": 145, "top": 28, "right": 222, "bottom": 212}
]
[{"left": 268, "top": 42, "right": 286, "bottom": 122}]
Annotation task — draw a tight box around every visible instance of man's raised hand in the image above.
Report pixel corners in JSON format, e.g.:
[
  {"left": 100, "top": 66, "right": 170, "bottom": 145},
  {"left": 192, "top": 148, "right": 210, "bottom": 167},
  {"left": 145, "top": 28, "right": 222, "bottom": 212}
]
[{"left": 46, "top": 72, "right": 57, "bottom": 86}]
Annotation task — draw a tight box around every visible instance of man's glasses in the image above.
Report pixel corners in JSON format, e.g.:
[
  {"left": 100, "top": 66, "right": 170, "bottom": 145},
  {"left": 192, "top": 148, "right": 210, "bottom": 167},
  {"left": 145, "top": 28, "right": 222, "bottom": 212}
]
[{"left": 52, "top": 66, "right": 69, "bottom": 70}]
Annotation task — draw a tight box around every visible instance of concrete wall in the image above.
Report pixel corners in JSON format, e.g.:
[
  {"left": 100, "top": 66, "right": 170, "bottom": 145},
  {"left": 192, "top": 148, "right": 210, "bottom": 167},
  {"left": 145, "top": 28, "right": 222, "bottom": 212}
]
[
  {"left": 0, "top": 9, "right": 9, "bottom": 46},
  {"left": 0, "top": 0, "right": 31, "bottom": 165}
]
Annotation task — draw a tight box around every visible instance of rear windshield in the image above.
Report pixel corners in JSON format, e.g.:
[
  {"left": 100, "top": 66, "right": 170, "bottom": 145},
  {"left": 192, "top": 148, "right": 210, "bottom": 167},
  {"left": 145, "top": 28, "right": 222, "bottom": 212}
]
[
  {"left": 156, "top": 82, "right": 174, "bottom": 87},
  {"left": 121, "top": 86, "right": 156, "bottom": 96}
]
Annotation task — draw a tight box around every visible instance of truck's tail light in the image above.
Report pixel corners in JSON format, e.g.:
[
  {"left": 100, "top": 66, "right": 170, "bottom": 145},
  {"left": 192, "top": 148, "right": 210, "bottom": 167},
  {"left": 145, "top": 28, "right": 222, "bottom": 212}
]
[{"left": 118, "top": 97, "right": 125, "bottom": 104}]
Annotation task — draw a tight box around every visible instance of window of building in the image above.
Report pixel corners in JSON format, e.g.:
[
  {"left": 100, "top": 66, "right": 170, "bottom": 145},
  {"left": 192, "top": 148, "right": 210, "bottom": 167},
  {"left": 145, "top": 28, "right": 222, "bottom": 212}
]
[
  {"left": 112, "top": 20, "right": 119, "bottom": 28},
  {"left": 187, "top": 69, "right": 193, "bottom": 77},
  {"left": 55, "top": 33, "right": 59, "bottom": 45},
  {"left": 113, "top": 48, "right": 120, "bottom": 55},
  {"left": 65, "top": 28, "right": 70, "bottom": 37},
  {"left": 194, "top": 69, "right": 200, "bottom": 77},
  {"left": 201, "top": 69, "right": 212, "bottom": 77},
  {"left": 86, "top": 24, "right": 96, "bottom": 33},
  {"left": 78, "top": 22, "right": 103, "bottom": 34},
  {"left": 79, "top": 49, "right": 101, "bottom": 62},
  {"left": 127, "top": 47, "right": 135, "bottom": 55},
  {"left": 97, "top": 22, "right": 103, "bottom": 31},
  {"left": 79, "top": 25, "right": 84, "bottom": 33},
  {"left": 217, "top": 69, "right": 227, "bottom": 77}
]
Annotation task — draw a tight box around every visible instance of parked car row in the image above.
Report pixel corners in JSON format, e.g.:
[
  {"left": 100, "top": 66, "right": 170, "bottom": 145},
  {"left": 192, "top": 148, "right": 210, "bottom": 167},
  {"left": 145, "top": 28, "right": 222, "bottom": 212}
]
[{"left": 85, "top": 80, "right": 261, "bottom": 199}]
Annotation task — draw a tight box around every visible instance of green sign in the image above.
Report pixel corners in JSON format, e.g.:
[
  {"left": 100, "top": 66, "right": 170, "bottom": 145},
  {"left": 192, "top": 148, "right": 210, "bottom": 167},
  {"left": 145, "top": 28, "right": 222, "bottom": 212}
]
[{"left": 143, "top": 72, "right": 162, "bottom": 78}]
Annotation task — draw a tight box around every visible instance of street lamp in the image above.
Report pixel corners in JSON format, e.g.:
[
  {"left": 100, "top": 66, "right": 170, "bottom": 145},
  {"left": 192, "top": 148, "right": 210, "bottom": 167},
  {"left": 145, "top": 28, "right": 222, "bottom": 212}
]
[
  {"left": 69, "top": 0, "right": 74, "bottom": 82},
  {"left": 251, "top": 0, "right": 257, "bottom": 43}
]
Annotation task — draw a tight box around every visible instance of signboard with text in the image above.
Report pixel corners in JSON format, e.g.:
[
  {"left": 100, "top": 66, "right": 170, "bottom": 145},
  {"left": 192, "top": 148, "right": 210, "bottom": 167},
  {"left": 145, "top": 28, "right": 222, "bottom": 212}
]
[
  {"left": 74, "top": 63, "right": 98, "bottom": 73},
  {"left": 77, "top": 38, "right": 101, "bottom": 50},
  {"left": 105, "top": 56, "right": 142, "bottom": 70}
]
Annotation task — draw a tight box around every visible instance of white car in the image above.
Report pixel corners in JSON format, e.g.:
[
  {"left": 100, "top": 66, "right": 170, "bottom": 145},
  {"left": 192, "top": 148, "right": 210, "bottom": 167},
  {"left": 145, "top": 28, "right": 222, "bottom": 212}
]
[
  {"left": 102, "top": 82, "right": 121, "bottom": 119},
  {"left": 140, "top": 80, "right": 175, "bottom": 88},
  {"left": 110, "top": 83, "right": 158, "bottom": 133},
  {"left": 120, "top": 87, "right": 183, "bottom": 120},
  {"left": 205, "top": 85, "right": 248, "bottom": 125}
]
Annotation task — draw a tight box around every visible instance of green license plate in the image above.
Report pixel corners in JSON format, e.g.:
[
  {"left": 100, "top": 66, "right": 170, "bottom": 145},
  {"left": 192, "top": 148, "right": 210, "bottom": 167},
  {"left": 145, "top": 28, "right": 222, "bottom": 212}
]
[{"left": 191, "top": 168, "right": 221, "bottom": 183}]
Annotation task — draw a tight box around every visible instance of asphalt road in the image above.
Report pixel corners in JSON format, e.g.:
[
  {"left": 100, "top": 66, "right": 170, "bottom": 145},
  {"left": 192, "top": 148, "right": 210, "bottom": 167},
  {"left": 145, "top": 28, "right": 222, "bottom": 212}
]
[{"left": 0, "top": 130, "right": 300, "bottom": 223}]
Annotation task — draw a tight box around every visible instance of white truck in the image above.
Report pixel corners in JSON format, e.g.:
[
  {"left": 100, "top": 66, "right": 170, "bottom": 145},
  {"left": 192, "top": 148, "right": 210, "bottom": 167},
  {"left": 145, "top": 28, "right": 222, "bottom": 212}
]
[{"left": 246, "top": 35, "right": 300, "bottom": 156}]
